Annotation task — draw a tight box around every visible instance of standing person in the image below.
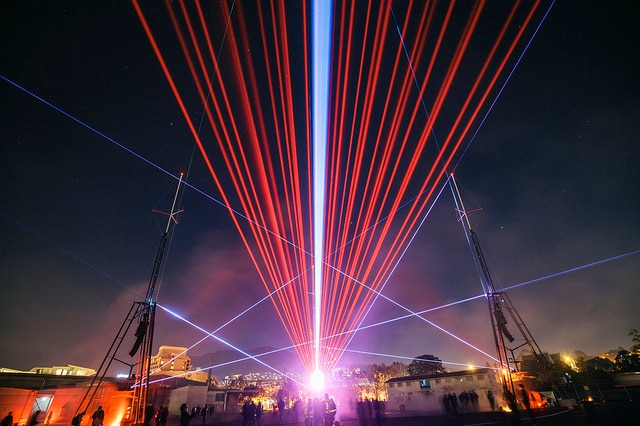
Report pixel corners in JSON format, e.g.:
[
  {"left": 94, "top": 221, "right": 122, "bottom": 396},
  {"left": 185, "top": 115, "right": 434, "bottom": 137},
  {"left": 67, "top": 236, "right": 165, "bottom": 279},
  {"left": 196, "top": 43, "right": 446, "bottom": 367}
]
[
  {"left": 325, "top": 398, "right": 336, "bottom": 426},
  {"left": 255, "top": 402, "right": 262, "bottom": 426},
  {"left": 200, "top": 404, "right": 207, "bottom": 425},
  {"left": 91, "top": 407, "right": 104, "bottom": 426},
  {"left": 180, "top": 404, "right": 195, "bottom": 426},
  {"left": 144, "top": 405, "right": 155, "bottom": 426},
  {"left": 486, "top": 390, "right": 495, "bottom": 411},
  {"left": 241, "top": 401, "right": 250, "bottom": 426},
  {"left": 518, "top": 384, "right": 537, "bottom": 425},
  {"left": 278, "top": 398, "right": 285, "bottom": 424},
  {"left": 27, "top": 411, "right": 41, "bottom": 426},
  {"left": 356, "top": 398, "right": 364, "bottom": 426},
  {"left": 362, "top": 398, "right": 372, "bottom": 426},
  {"left": 2, "top": 412, "right": 13, "bottom": 426},
  {"left": 159, "top": 407, "right": 169, "bottom": 426},
  {"left": 304, "top": 398, "right": 313, "bottom": 426},
  {"left": 373, "top": 399, "right": 385, "bottom": 426},
  {"left": 249, "top": 401, "right": 257, "bottom": 426},
  {"left": 312, "top": 399, "right": 324, "bottom": 426},
  {"left": 71, "top": 412, "right": 85, "bottom": 426}
]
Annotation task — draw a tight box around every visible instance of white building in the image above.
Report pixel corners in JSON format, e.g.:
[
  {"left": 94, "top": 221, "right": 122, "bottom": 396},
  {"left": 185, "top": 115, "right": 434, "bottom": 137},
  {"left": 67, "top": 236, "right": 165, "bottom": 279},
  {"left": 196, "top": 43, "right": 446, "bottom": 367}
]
[
  {"left": 385, "top": 368, "right": 503, "bottom": 413},
  {"left": 150, "top": 346, "right": 191, "bottom": 373}
]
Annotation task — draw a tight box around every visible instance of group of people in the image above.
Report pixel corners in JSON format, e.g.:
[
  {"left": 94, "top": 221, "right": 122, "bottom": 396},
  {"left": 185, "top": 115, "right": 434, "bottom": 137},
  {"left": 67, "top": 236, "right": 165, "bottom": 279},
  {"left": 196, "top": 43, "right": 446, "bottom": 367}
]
[
  {"left": 442, "top": 389, "right": 484, "bottom": 417},
  {"left": 303, "top": 395, "right": 337, "bottom": 426},
  {"left": 355, "top": 398, "right": 384, "bottom": 426},
  {"left": 145, "top": 405, "right": 170, "bottom": 426},
  {"left": 1, "top": 410, "right": 43, "bottom": 426},
  {"left": 239, "top": 400, "right": 263, "bottom": 426}
]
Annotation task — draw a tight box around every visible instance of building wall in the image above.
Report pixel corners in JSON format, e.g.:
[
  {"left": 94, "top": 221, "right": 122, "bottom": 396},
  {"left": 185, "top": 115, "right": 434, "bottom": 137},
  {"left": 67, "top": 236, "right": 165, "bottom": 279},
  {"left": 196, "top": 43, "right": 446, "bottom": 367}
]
[
  {"left": 386, "top": 370, "right": 503, "bottom": 413},
  {"left": 165, "top": 386, "right": 208, "bottom": 416},
  {"left": 0, "top": 387, "right": 38, "bottom": 426},
  {"left": 150, "top": 347, "right": 191, "bottom": 373},
  {"left": 0, "top": 383, "right": 130, "bottom": 426}
]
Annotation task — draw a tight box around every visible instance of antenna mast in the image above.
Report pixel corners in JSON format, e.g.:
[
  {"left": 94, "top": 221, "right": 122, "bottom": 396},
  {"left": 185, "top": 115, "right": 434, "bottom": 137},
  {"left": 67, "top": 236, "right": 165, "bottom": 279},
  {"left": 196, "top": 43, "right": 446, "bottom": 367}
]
[
  {"left": 450, "top": 174, "right": 565, "bottom": 410},
  {"left": 75, "top": 173, "right": 185, "bottom": 424}
]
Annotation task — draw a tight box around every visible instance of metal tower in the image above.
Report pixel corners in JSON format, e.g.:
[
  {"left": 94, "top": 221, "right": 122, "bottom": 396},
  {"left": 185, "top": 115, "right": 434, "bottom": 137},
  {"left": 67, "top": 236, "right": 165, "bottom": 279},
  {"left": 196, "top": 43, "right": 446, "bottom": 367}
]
[
  {"left": 75, "top": 173, "right": 184, "bottom": 425},
  {"left": 450, "top": 175, "right": 565, "bottom": 408}
]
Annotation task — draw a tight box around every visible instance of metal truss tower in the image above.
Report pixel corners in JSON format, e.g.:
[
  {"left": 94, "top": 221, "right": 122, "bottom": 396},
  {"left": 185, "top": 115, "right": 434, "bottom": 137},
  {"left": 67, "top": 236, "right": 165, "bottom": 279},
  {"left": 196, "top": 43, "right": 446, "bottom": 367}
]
[
  {"left": 450, "top": 175, "right": 565, "bottom": 408},
  {"left": 75, "top": 173, "right": 184, "bottom": 424}
]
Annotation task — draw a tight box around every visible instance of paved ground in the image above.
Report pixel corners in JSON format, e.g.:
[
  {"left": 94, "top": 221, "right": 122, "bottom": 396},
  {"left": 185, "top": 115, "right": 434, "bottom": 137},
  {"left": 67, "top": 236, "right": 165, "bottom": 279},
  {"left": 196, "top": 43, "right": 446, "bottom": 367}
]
[{"left": 185, "top": 400, "right": 640, "bottom": 425}]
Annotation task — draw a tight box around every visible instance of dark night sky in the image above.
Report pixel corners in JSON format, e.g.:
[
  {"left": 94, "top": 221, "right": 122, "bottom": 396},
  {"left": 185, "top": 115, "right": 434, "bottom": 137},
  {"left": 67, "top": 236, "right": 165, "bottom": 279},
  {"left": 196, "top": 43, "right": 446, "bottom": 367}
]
[{"left": 1, "top": 1, "right": 639, "bottom": 377}]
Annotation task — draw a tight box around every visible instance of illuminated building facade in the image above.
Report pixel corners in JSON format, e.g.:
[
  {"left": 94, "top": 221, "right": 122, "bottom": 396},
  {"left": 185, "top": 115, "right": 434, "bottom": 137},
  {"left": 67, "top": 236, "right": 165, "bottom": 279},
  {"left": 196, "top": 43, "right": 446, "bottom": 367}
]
[
  {"left": 150, "top": 346, "right": 191, "bottom": 373},
  {"left": 386, "top": 368, "right": 502, "bottom": 413}
]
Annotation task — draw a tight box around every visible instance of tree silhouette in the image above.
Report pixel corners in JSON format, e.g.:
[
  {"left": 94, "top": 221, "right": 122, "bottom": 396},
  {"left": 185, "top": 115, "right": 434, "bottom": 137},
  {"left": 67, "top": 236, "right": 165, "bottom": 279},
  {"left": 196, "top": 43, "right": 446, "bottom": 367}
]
[
  {"left": 615, "top": 350, "right": 640, "bottom": 373},
  {"left": 629, "top": 328, "right": 640, "bottom": 352},
  {"left": 407, "top": 354, "right": 446, "bottom": 376}
]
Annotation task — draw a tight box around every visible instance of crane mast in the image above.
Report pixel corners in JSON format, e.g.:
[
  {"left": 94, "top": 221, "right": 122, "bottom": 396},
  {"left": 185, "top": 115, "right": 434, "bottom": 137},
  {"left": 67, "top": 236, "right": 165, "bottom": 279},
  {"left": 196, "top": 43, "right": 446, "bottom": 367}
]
[
  {"left": 75, "top": 173, "right": 184, "bottom": 424},
  {"left": 450, "top": 175, "right": 564, "bottom": 409}
]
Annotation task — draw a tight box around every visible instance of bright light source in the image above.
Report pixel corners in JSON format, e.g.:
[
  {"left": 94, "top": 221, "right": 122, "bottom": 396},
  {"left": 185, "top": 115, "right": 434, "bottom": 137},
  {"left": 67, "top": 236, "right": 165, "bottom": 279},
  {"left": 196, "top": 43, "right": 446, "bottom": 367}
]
[{"left": 310, "top": 370, "right": 325, "bottom": 392}]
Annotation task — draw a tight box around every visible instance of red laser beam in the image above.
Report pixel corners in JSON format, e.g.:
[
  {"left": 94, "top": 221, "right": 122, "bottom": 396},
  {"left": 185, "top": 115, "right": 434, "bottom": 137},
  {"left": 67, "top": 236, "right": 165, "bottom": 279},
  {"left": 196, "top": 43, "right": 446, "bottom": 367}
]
[{"left": 132, "top": 0, "right": 548, "bottom": 374}]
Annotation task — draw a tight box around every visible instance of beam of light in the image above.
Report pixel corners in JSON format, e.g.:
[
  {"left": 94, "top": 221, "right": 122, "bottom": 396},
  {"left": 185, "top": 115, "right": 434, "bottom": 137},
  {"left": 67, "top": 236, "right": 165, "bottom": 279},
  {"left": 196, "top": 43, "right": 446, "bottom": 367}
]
[
  {"left": 134, "top": 0, "right": 317, "bottom": 369},
  {"left": 322, "top": 178, "right": 451, "bottom": 367},
  {"left": 501, "top": 249, "right": 640, "bottom": 292},
  {"left": 156, "top": 302, "right": 308, "bottom": 389},
  {"left": 324, "top": 263, "right": 499, "bottom": 362},
  {"left": 452, "top": 0, "right": 557, "bottom": 172},
  {"left": 10, "top": 0, "right": 557, "bottom": 377},
  {"left": 151, "top": 270, "right": 310, "bottom": 374},
  {"left": 326, "top": 248, "right": 640, "bottom": 348},
  {"left": 309, "top": 369, "right": 326, "bottom": 393},
  {"left": 130, "top": 1, "right": 554, "bottom": 375},
  {"left": 0, "top": 73, "right": 310, "bottom": 257},
  {"left": 0, "top": 74, "right": 182, "bottom": 183},
  {"left": 0, "top": 213, "right": 133, "bottom": 292},
  {"left": 312, "top": 0, "right": 333, "bottom": 373},
  {"left": 148, "top": 339, "right": 313, "bottom": 386}
]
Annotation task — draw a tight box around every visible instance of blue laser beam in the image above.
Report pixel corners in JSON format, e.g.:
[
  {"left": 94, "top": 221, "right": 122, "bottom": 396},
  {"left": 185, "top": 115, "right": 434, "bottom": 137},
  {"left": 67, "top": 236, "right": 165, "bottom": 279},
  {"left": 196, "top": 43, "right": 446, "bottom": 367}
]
[
  {"left": 501, "top": 249, "right": 640, "bottom": 293},
  {"left": 148, "top": 339, "right": 312, "bottom": 386},
  {"left": 327, "top": 179, "right": 455, "bottom": 365},
  {"left": 156, "top": 303, "right": 308, "bottom": 388},
  {"left": 151, "top": 269, "right": 312, "bottom": 372},
  {"left": 312, "top": 0, "right": 333, "bottom": 372},
  {"left": 325, "top": 263, "right": 498, "bottom": 361},
  {"left": 325, "top": 249, "right": 640, "bottom": 347},
  {"left": 0, "top": 73, "right": 312, "bottom": 257},
  {"left": 451, "top": 0, "right": 557, "bottom": 173}
]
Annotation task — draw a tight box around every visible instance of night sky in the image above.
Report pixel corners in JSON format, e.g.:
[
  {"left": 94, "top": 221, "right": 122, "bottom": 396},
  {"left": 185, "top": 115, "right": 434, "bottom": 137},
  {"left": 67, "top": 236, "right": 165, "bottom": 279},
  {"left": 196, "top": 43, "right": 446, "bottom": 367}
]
[{"left": 1, "top": 1, "right": 639, "bottom": 377}]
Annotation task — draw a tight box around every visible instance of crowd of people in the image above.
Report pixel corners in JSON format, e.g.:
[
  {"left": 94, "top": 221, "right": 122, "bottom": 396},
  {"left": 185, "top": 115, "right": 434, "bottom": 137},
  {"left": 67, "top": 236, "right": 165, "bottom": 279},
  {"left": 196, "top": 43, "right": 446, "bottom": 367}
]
[
  {"left": 239, "top": 395, "right": 338, "bottom": 426},
  {"left": 354, "top": 398, "right": 385, "bottom": 426},
  {"left": 240, "top": 400, "right": 263, "bottom": 426},
  {"left": 303, "top": 395, "right": 337, "bottom": 426},
  {"left": 441, "top": 390, "right": 482, "bottom": 418}
]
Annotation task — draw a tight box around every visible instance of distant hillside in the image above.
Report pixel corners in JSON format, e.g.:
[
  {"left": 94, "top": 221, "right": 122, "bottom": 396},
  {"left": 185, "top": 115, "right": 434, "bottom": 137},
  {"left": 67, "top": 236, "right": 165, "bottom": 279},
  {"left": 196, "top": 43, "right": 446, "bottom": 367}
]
[{"left": 189, "top": 346, "right": 303, "bottom": 377}]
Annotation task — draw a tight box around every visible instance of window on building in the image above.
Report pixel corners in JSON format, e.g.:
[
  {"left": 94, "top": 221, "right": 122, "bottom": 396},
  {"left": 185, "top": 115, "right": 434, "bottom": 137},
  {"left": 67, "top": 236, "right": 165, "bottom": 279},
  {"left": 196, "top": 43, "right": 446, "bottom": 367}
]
[
  {"left": 397, "top": 382, "right": 403, "bottom": 387},
  {"left": 477, "top": 375, "right": 485, "bottom": 380},
  {"left": 435, "top": 379, "right": 441, "bottom": 384},
  {"left": 466, "top": 376, "right": 473, "bottom": 382},
  {"left": 445, "top": 378, "right": 451, "bottom": 383},
  {"left": 420, "top": 379, "right": 431, "bottom": 389},
  {"left": 388, "top": 383, "right": 394, "bottom": 388}
]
